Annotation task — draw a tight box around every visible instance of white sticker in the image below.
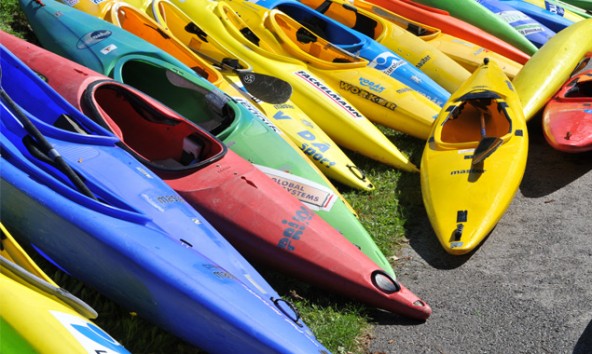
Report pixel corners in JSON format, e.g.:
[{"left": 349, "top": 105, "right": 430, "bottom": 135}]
[{"left": 50, "top": 311, "right": 128, "bottom": 353}]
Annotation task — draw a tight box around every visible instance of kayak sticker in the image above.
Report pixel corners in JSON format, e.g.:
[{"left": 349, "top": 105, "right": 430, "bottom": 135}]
[
  {"left": 415, "top": 55, "right": 432, "bottom": 69},
  {"left": 255, "top": 165, "right": 337, "bottom": 212},
  {"left": 294, "top": 70, "right": 364, "bottom": 119},
  {"left": 278, "top": 206, "right": 314, "bottom": 251},
  {"left": 301, "top": 141, "right": 337, "bottom": 169},
  {"left": 545, "top": 2, "right": 565, "bottom": 16},
  {"left": 367, "top": 52, "right": 406, "bottom": 76},
  {"left": 359, "top": 78, "right": 385, "bottom": 93},
  {"left": 141, "top": 191, "right": 185, "bottom": 212},
  {"left": 339, "top": 81, "right": 397, "bottom": 111},
  {"left": 232, "top": 97, "right": 282, "bottom": 135},
  {"left": 76, "top": 30, "right": 112, "bottom": 49},
  {"left": 496, "top": 11, "right": 544, "bottom": 36},
  {"left": 50, "top": 311, "right": 128, "bottom": 353}
]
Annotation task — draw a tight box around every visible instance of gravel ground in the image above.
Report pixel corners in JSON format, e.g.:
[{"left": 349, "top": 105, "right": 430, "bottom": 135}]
[{"left": 369, "top": 118, "right": 592, "bottom": 354}]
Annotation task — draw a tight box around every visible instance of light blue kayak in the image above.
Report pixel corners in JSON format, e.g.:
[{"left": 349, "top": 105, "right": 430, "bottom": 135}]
[
  {"left": 246, "top": 0, "right": 450, "bottom": 105},
  {"left": 477, "top": 0, "right": 556, "bottom": 47},
  {"left": 500, "top": 0, "right": 575, "bottom": 31}
]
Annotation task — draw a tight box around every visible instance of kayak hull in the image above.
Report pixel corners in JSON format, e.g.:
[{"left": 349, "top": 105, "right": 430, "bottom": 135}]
[
  {"left": 421, "top": 59, "right": 529, "bottom": 255},
  {"left": 543, "top": 54, "right": 592, "bottom": 153},
  {"left": 512, "top": 18, "right": 592, "bottom": 121},
  {"left": 0, "top": 223, "right": 130, "bottom": 354}
]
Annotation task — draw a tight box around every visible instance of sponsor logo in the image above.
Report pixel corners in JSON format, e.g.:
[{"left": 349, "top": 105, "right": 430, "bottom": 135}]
[
  {"left": 232, "top": 97, "right": 282, "bottom": 134},
  {"left": 359, "top": 77, "right": 385, "bottom": 93},
  {"left": 545, "top": 2, "right": 565, "bottom": 16},
  {"left": 295, "top": 71, "right": 364, "bottom": 118},
  {"left": 301, "top": 142, "right": 336, "bottom": 169},
  {"left": 368, "top": 52, "right": 405, "bottom": 76},
  {"left": 497, "top": 10, "right": 530, "bottom": 24},
  {"left": 50, "top": 311, "right": 127, "bottom": 353},
  {"left": 76, "top": 30, "right": 111, "bottom": 49},
  {"left": 278, "top": 206, "right": 314, "bottom": 251},
  {"left": 415, "top": 55, "right": 431, "bottom": 69},
  {"left": 514, "top": 23, "right": 544, "bottom": 36},
  {"left": 256, "top": 165, "right": 337, "bottom": 211},
  {"left": 339, "top": 81, "right": 397, "bottom": 111},
  {"left": 450, "top": 168, "right": 485, "bottom": 175}
]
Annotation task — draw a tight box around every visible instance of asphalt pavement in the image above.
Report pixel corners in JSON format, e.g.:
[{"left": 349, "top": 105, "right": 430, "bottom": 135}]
[{"left": 369, "top": 118, "right": 592, "bottom": 354}]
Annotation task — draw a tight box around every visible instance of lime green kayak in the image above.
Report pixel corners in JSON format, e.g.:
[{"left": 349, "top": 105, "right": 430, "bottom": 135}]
[{"left": 410, "top": 0, "right": 539, "bottom": 55}]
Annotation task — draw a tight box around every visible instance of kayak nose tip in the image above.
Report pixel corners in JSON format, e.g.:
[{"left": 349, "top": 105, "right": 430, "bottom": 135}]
[{"left": 412, "top": 299, "right": 432, "bottom": 320}]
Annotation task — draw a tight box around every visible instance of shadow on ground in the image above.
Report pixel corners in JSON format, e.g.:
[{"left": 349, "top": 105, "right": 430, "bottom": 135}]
[
  {"left": 574, "top": 319, "right": 592, "bottom": 354},
  {"left": 521, "top": 117, "right": 592, "bottom": 198}
]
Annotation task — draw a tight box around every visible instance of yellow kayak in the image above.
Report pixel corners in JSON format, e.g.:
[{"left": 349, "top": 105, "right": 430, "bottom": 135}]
[
  {"left": 225, "top": 0, "right": 440, "bottom": 140},
  {"left": 297, "top": 0, "right": 472, "bottom": 93},
  {"left": 147, "top": 0, "right": 375, "bottom": 190},
  {"left": 513, "top": 18, "right": 592, "bottom": 121},
  {"left": 420, "top": 59, "right": 528, "bottom": 255},
  {"left": 350, "top": 0, "right": 523, "bottom": 79},
  {"left": 67, "top": 0, "right": 375, "bottom": 190},
  {"left": 165, "top": 0, "right": 421, "bottom": 171},
  {"left": 0, "top": 223, "right": 129, "bottom": 353}
]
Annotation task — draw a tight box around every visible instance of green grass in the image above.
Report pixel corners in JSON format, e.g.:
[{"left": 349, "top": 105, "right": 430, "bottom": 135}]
[{"left": 0, "top": 3, "right": 426, "bottom": 352}]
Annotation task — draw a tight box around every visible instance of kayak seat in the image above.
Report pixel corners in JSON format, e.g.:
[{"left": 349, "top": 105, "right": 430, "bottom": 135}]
[
  {"left": 87, "top": 83, "right": 218, "bottom": 168},
  {"left": 565, "top": 79, "right": 592, "bottom": 98},
  {"left": 440, "top": 98, "right": 511, "bottom": 145}
]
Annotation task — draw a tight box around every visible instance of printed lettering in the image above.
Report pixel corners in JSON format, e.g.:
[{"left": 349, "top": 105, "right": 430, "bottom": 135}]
[
  {"left": 294, "top": 71, "right": 364, "bottom": 118},
  {"left": 339, "top": 81, "right": 397, "bottom": 111}
]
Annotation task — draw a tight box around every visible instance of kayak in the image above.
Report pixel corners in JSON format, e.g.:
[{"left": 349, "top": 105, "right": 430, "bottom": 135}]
[
  {"left": 527, "top": 0, "right": 592, "bottom": 18},
  {"left": 160, "top": 0, "right": 422, "bottom": 171},
  {"left": 67, "top": 0, "right": 374, "bottom": 191},
  {"left": 513, "top": 18, "right": 592, "bottom": 121},
  {"left": 542, "top": 53, "right": 592, "bottom": 152},
  {"left": 0, "top": 223, "right": 130, "bottom": 354},
  {"left": 3, "top": 34, "right": 432, "bottom": 321},
  {"left": 343, "top": 0, "right": 523, "bottom": 78},
  {"left": 245, "top": 0, "right": 451, "bottom": 106},
  {"left": 560, "top": 0, "right": 592, "bottom": 9},
  {"left": 420, "top": 58, "right": 529, "bottom": 255},
  {"left": 500, "top": 0, "right": 576, "bottom": 31},
  {"left": 294, "top": 0, "right": 471, "bottom": 93},
  {"left": 0, "top": 44, "right": 330, "bottom": 353},
  {"left": 224, "top": 0, "right": 440, "bottom": 139},
  {"left": 365, "top": 0, "right": 532, "bottom": 64},
  {"left": 18, "top": 0, "right": 400, "bottom": 278},
  {"left": 477, "top": 0, "right": 556, "bottom": 48},
  {"left": 409, "top": 0, "right": 539, "bottom": 55}
]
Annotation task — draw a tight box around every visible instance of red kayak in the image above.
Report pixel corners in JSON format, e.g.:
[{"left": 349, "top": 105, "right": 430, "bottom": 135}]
[
  {"left": 543, "top": 53, "right": 592, "bottom": 153},
  {"left": 2, "top": 31, "right": 431, "bottom": 320},
  {"left": 364, "top": 0, "right": 530, "bottom": 64}
]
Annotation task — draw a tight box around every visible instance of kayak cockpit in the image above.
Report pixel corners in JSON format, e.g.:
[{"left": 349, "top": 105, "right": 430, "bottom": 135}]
[
  {"left": 83, "top": 80, "right": 227, "bottom": 172},
  {"left": 437, "top": 91, "right": 512, "bottom": 149}
]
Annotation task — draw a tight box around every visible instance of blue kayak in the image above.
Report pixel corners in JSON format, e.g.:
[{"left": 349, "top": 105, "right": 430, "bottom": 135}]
[
  {"left": 499, "top": 0, "right": 574, "bottom": 32},
  {"left": 248, "top": 0, "right": 450, "bottom": 105},
  {"left": 477, "top": 0, "right": 556, "bottom": 48},
  {"left": 0, "top": 45, "right": 330, "bottom": 354}
]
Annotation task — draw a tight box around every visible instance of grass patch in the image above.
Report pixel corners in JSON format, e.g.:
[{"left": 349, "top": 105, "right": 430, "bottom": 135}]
[{"left": 1, "top": 3, "right": 426, "bottom": 353}]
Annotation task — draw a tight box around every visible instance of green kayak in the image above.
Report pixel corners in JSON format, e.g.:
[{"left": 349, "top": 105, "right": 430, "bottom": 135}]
[
  {"left": 19, "top": 0, "right": 396, "bottom": 277},
  {"left": 559, "top": 0, "right": 592, "bottom": 10},
  {"left": 411, "top": 0, "right": 539, "bottom": 55}
]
